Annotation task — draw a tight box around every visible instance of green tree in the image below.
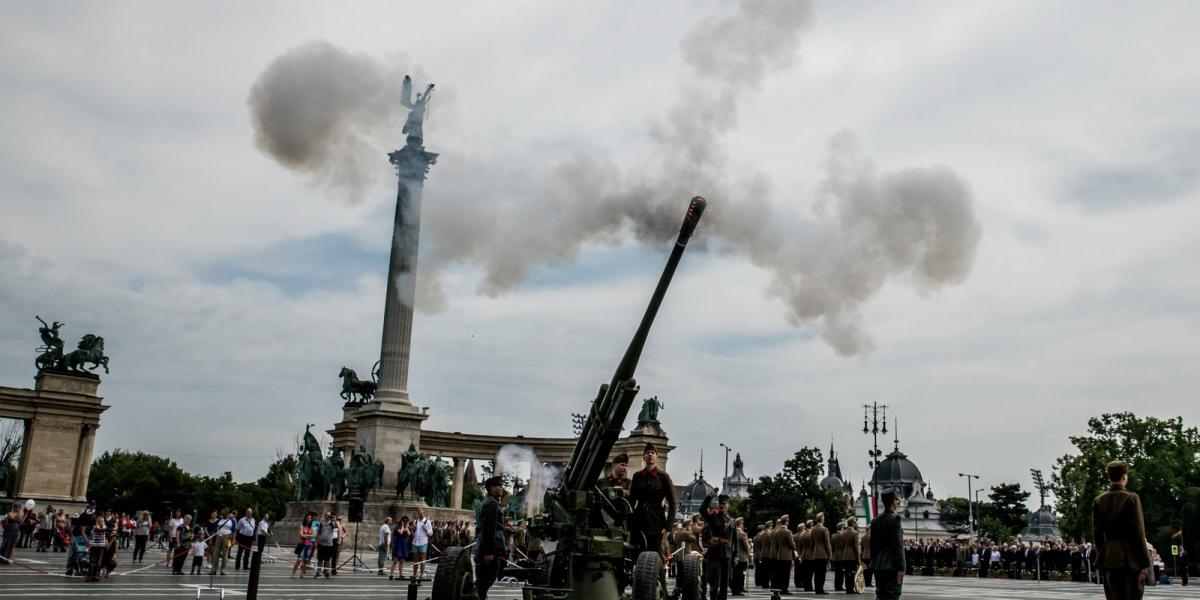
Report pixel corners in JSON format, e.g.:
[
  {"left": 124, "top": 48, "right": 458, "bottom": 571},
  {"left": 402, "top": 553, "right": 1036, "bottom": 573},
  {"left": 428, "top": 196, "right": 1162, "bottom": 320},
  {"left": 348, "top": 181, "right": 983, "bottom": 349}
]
[
  {"left": 1050, "top": 413, "right": 1200, "bottom": 557},
  {"left": 984, "top": 483, "right": 1029, "bottom": 541},
  {"left": 741, "top": 447, "right": 847, "bottom": 531},
  {"left": 87, "top": 450, "right": 198, "bottom": 517},
  {"left": 939, "top": 497, "right": 971, "bottom": 531}
]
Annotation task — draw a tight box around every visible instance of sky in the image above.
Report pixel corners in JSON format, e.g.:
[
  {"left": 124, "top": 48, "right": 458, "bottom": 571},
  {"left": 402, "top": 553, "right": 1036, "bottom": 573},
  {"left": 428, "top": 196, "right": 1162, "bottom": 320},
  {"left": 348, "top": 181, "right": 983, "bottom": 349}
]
[{"left": 2, "top": 1, "right": 1199, "bottom": 512}]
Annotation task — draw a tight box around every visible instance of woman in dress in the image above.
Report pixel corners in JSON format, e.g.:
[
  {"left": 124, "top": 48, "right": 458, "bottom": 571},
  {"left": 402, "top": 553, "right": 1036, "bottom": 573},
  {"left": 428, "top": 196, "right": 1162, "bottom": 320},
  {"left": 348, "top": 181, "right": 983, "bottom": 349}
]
[{"left": 389, "top": 516, "right": 412, "bottom": 580}]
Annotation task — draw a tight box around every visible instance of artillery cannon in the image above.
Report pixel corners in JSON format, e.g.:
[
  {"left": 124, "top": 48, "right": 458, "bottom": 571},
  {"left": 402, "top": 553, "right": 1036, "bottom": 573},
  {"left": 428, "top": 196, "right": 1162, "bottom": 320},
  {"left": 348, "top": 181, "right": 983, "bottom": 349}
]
[{"left": 432, "top": 197, "right": 707, "bottom": 600}]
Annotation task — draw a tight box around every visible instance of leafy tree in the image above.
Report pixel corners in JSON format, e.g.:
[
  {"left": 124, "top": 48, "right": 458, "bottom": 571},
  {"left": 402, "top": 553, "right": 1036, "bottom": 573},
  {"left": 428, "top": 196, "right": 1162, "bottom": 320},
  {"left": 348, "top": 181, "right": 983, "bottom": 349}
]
[
  {"left": 1050, "top": 413, "right": 1200, "bottom": 559},
  {"left": 87, "top": 450, "right": 197, "bottom": 517},
  {"left": 939, "top": 497, "right": 971, "bottom": 530},
  {"left": 742, "top": 447, "right": 848, "bottom": 531},
  {"left": 985, "top": 482, "right": 1030, "bottom": 540},
  {"left": 0, "top": 419, "right": 22, "bottom": 498}
]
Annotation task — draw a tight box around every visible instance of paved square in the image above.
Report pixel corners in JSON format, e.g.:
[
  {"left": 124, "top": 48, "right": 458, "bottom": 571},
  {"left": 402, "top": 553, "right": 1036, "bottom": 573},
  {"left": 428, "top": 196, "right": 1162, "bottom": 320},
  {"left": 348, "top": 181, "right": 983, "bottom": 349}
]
[{"left": 1, "top": 546, "right": 1192, "bottom": 599}]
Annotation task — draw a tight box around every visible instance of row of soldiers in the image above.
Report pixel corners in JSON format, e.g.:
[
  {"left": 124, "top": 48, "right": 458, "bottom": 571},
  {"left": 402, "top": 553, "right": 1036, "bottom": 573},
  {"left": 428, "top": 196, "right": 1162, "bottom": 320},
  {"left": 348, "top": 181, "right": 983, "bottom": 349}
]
[{"left": 752, "top": 514, "right": 870, "bottom": 595}]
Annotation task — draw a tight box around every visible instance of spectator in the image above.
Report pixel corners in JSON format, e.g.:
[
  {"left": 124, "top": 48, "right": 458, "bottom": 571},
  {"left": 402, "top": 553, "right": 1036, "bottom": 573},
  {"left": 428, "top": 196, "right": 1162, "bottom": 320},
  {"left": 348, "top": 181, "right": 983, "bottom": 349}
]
[
  {"left": 389, "top": 515, "right": 411, "bottom": 580},
  {"left": 291, "top": 513, "right": 316, "bottom": 578},
  {"left": 314, "top": 511, "right": 337, "bottom": 578},
  {"left": 378, "top": 516, "right": 393, "bottom": 576},
  {"left": 133, "top": 511, "right": 152, "bottom": 563},
  {"left": 171, "top": 515, "right": 194, "bottom": 575},
  {"left": 235, "top": 508, "right": 256, "bottom": 571}
]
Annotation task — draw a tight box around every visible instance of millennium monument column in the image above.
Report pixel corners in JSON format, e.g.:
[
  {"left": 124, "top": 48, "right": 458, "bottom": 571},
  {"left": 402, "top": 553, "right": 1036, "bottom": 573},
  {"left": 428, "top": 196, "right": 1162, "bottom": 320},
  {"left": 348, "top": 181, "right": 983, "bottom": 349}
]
[{"left": 355, "top": 76, "right": 437, "bottom": 494}]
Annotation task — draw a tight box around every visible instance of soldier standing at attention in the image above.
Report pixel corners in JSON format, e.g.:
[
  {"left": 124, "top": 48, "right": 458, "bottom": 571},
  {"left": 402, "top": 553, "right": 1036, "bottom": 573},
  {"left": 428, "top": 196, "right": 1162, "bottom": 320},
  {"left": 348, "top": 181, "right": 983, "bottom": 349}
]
[
  {"left": 792, "top": 521, "right": 807, "bottom": 590},
  {"left": 1093, "top": 460, "right": 1151, "bottom": 600},
  {"left": 800, "top": 520, "right": 816, "bottom": 591},
  {"left": 869, "top": 491, "right": 905, "bottom": 600},
  {"left": 811, "top": 513, "right": 833, "bottom": 595},
  {"left": 734, "top": 518, "right": 751, "bottom": 596},
  {"left": 475, "top": 476, "right": 507, "bottom": 600},
  {"left": 758, "top": 520, "right": 775, "bottom": 589},
  {"left": 859, "top": 523, "right": 872, "bottom": 588},
  {"left": 832, "top": 521, "right": 848, "bottom": 591},
  {"left": 773, "top": 515, "right": 795, "bottom": 593},
  {"left": 630, "top": 443, "right": 676, "bottom": 560}
]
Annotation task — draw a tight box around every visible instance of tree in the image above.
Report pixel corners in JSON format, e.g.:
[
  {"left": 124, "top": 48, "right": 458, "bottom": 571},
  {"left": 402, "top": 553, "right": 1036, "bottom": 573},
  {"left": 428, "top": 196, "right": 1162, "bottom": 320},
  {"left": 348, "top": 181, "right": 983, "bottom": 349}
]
[
  {"left": 87, "top": 450, "right": 197, "bottom": 517},
  {"left": 984, "top": 483, "right": 1030, "bottom": 541},
  {"left": 741, "top": 447, "right": 848, "bottom": 531},
  {"left": 939, "top": 497, "right": 972, "bottom": 531},
  {"left": 1050, "top": 413, "right": 1200, "bottom": 556},
  {"left": 0, "top": 419, "right": 22, "bottom": 498}
]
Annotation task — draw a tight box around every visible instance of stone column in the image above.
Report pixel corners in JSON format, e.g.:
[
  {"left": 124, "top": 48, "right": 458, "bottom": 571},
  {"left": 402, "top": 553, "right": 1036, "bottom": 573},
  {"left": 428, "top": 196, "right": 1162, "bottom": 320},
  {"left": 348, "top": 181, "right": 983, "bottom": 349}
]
[
  {"left": 376, "top": 138, "right": 437, "bottom": 405},
  {"left": 451, "top": 457, "right": 465, "bottom": 510},
  {"left": 72, "top": 425, "right": 96, "bottom": 498}
]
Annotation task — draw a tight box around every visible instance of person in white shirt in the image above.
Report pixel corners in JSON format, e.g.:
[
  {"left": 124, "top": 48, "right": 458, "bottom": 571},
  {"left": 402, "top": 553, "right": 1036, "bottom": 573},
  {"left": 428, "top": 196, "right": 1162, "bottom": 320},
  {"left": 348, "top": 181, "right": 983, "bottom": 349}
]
[
  {"left": 210, "top": 509, "right": 237, "bottom": 575},
  {"left": 411, "top": 508, "right": 434, "bottom": 580},
  {"left": 166, "top": 510, "right": 183, "bottom": 568},
  {"left": 235, "top": 508, "right": 256, "bottom": 571},
  {"left": 378, "top": 517, "right": 393, "bottom": 576},
  {"left": 190, "top": 538, "right": 209, "bottom": 575},
  {"left": 255, "top": 514, "right": 271, "bottom": 554}
]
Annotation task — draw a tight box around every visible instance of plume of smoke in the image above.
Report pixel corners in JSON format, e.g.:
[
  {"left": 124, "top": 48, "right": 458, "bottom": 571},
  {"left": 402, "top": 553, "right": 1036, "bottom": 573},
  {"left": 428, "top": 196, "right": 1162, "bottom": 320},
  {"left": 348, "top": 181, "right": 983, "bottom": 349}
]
[
  {"left": 495, "top": 444, "right": 562, "bottom": 517},
  {"left": 250, "top": 0, "right": 981, "bottom": 355},
  {"left": 247, "top": 41, "right": 412, "bottom": 203}
]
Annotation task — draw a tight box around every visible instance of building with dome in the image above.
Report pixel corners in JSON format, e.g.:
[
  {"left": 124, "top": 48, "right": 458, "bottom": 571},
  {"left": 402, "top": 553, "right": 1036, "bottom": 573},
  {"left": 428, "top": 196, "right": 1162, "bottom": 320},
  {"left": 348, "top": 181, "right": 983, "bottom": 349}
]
[
  {"left": 854, "top": 431, "right": 953, "bottom": 540},
  {"left": 820, "top": 442, "right": 855, "bottom": 497},
  {"left": 677, "top": 452, "right": 717, "bottom": 517},
  {"left": 1022, "top": 469, "right": 1062, "bottom": 542},
  {"left": 723, "top": 453, "right": 753, "bottom": 499}
]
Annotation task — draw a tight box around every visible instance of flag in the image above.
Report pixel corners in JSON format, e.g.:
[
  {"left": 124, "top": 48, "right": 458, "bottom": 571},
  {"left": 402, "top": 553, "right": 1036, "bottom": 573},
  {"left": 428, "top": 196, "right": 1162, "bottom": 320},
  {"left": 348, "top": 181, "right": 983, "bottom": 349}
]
[{"left": 861, "top": 493, "right": 873, "bottom": 525}]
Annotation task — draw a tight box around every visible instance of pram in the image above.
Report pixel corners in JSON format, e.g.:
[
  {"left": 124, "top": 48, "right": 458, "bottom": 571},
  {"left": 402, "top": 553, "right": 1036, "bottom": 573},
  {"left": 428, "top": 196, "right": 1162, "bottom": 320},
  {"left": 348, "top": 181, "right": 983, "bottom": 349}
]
[{"left": 66, "top": 535, "right": 91, "bottom": 576}]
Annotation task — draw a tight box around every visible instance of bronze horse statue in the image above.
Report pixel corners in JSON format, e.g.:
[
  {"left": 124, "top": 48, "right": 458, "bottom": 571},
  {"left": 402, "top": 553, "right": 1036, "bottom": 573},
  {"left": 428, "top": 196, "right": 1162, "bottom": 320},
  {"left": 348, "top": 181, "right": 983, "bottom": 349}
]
[
  {"left": 339, "top": 367, "right": 377, "bottom": 403},
  {"left": 63, "top": 334, "right": 109, "bottom": 374}
]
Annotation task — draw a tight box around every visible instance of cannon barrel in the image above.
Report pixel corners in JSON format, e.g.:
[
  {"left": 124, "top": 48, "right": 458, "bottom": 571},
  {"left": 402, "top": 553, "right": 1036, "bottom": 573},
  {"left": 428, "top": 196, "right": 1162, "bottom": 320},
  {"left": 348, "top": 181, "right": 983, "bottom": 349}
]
[{"left": 561, "top": 196, "right": 706, "bottom": 492}]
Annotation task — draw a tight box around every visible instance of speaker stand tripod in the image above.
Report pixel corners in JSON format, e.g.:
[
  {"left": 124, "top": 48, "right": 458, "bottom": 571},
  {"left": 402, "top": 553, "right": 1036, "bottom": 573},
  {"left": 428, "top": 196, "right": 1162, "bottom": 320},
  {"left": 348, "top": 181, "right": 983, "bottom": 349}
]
[{"left": 337, "top": 521, "right": 372, "bottom": 573}]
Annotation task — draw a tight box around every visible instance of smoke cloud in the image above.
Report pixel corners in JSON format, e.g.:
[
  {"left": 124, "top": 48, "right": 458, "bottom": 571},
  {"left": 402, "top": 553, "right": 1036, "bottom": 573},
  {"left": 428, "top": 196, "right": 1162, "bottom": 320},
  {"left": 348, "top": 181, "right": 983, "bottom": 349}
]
[
  {"left": 250, "top": 0, "right": 981, "bottom": 355},
  {"left": 495, "top": 444, "right": 562, "bottom": 516},
  {"left": 247, "top": 41, "right": 412, "bottom": 203}
]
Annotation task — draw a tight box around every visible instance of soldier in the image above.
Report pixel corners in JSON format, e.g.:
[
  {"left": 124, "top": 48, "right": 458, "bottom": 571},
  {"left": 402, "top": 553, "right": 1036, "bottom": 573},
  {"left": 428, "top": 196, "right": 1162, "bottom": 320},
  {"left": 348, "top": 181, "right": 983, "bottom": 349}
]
[
  {"left": 869, "top": 491, "right": 905, "bottom": 600},
  {"left": 810, "top": 512, "right": 833, "bottom": 594},
  {"left": 700, "top": 494, "right": 736, "bottom": 600},
  {"left": 753, "top": 524, "right": 767, "bottom": 588},
  {"left": 598, "top": 453, "right": 631, "bottom": 494},
  {"left": 844, "top": 519, "right": 862, "bottom": 594},
  {"left": 475, "top": 476, "right": 506, "bottom": 600},
  {"left": 792, "top": 521, "right": 807, "bottom": 590},
  {"left": 800, "top": 520, "right": 815, "bottom": 591},
  {"left": 1093, "top": 460, "right": 1151, "bottom": 600},
  {"left": 772, "top": 515, "right": 795, "bottom": 593},
  {"left": 860, "top": 523, "right": 872, "bottom": 588},
  {"left": 758, "top": 520, "right": 775, "bottom": 589},
  {"left": 733, "top": 518, "right": 751, "bottom": 596},
  {"left": 832, "top": 521, "right": 847, "bottom": 591},
  {"left": 629, "top": 444, "right": 676, "bottom": 559}
]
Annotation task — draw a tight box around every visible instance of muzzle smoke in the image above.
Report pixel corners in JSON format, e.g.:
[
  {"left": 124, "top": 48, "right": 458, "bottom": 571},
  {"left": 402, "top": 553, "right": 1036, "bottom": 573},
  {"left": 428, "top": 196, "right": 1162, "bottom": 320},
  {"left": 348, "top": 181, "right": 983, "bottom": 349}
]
[{"left": 249, "top": 0, "right": 981, "bottom": 355}]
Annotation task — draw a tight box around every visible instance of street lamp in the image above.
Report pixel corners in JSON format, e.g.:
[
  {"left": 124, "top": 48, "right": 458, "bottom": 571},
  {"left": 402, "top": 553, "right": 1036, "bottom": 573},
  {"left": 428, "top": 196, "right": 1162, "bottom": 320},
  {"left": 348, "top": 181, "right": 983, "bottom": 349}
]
[
  {"left": 719, "top": 443, "right": 732, "bottom": 493},
  {"left": 862, "top": 402, "right": 888, "bottom": 518},
  {"left": 959, "top": 473, "right": 980, "bottom": 540},
  {"left": 974, "top": 488, "right": 985, "bottom": 539}
]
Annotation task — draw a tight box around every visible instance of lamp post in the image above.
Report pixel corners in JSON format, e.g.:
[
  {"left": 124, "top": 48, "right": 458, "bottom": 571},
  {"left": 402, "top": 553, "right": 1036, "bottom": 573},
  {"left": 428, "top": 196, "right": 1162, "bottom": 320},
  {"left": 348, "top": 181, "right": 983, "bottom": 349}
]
[
  {"left": 862, "top": 403, "right": 888, "bottom": 517},
  {"left": 719, "top": 443, "right": 732, "bottom": 494},
  {"left": 959, "top": 473, "right": 980, "bottom": 540},
  {"left": 974, "top": 488, "right": 985, "bottom": 539}
]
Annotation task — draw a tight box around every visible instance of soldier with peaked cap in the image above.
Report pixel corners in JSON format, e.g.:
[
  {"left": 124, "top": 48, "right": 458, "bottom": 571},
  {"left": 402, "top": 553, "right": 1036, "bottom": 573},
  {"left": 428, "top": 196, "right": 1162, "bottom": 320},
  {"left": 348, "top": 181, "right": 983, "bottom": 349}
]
[
  {"left": 799, "top": 519, "right": 815, "bottom": 591},
  {"left": 832, "top": 521, "right": 848, "bottom": 591},
  {"left": 1094, "top": 460, "right": 1151, "bottom": 600},
  {"left": 733, "top": 517, "right": 751, "bottom": 595},
  {"left": 772, "top": 515, "right": 795, "bottom": 593},
  {"left": 810, "top": 512, "right": 833, "bottom": 594},
  {"left": 792, "top": 521, "right": 807, "bottom": 590},
  {"left": 701, "top": 494, "right": 737, "bottom": 600},
  {"left": 869, "top": 491, "right": 905, "bottom": 600},
  {"left": 758, "top": 520, "right": 776, "bottom": 588},
  {"left": 475, "top": 476, "right": 507, "bottom": 600}
]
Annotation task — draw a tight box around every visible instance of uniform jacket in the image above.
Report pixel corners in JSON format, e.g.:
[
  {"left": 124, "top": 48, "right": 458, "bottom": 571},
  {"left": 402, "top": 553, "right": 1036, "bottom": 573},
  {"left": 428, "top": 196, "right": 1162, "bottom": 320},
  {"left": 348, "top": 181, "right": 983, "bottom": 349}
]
[
  {"left": 859, "top": 528, "right": 871, "bottom": 561},
  {"left": 629, "top": 468, "right": 676, "bottom": 533},
  {"left": 773, "top": 523, "right": 796, "bottom": 560},
  {"left": 867, "top": 511, "right": 905, "bottom": 573},
  {"left": 791, "top": 530, "right": 804, "bottom": 561},
  {"left": 699, "top": 496, "right": 737, "bottom": 561},
  {"left": 759, "top": 527, "right": 776, "bottom": 560},
  {"left": 737, "top": 528, "right": 751, "bottom": 564},
  {"left": 831, "top": 528, "right": 847, "bottom": 560},
  {"left": 810, "top": 524, "right": 833, "bottom": 560},
  {"left": 1092, "top": 483, "right": 1151, "bottom": 571},
  {"left": 476, "top": 496, "right": 505, "bottom": 558},
  {"left": 799, "top": 529, "right": 814, "bottom": 561}
]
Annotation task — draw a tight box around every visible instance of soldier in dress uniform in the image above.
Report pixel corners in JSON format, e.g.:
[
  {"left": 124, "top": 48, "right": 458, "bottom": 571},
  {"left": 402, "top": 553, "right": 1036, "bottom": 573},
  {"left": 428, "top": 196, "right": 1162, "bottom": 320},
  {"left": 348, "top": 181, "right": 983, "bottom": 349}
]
[
  {"left": 832, "top": 521, "right": 848, "bottom": 591},
  {"left": 800, "top": 520, "right": 816, "bottom": 592},
  {"left": 701, "top": 494, "right": 737, "bottom": 600},
  {"left": 869, "top": 491, "right": 905, "bottom": 600},
  {"left": 598, "top": 453, "right": 631, "bottom": 494},
  {"left": 475, "top": 476, "right": 507, "bottom": 600},
  {"left": 810, "top": 512, "right": 833, "bottom": 594},
  {"left": 758, "top": 520, "right": 776, "bottom": 589},
  {"left": 773, "top": 515, "right": 796, "bottom": 593},
  {"left": 733, "top": 518, "right": 751, "bottom": 596},
  {"left": 1093, "top": 460, "right": 1151, "bottom": 600},
  {"left": 792, "top": 522, "right": 807, "bottom": 590},
  {"left": 629, "top": 444, "right": 675, "bottom": 559},
  {"left": 753, "top": 524, "right": 768, "bottom": 588}
]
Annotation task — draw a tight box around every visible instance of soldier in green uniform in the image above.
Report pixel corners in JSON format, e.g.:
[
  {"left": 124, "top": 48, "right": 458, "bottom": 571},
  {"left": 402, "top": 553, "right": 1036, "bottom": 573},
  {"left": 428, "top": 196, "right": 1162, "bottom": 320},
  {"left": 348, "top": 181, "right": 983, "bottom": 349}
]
[
  {"left": 598, "top": 453, "right": 631, "bottom": 494},
  {"left": 811, "top": 513, "right": 833, "bottom": 594},
  {"left": 869, "top": 491, "right": 905, "bottom": 600},
  {"left": 800, "top": 520, "right": 815, "bottom": 591},
  {"left": 1093, "top": 460, "right": 1151, "bottom": 600}
]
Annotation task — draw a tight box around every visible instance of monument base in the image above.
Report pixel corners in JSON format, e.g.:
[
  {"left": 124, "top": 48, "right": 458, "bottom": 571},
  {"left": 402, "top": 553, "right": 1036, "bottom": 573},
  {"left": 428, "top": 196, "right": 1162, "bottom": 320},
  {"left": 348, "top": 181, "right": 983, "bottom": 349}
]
[{"left": 274, "top": 498, "right": 473, "bottom": 548}]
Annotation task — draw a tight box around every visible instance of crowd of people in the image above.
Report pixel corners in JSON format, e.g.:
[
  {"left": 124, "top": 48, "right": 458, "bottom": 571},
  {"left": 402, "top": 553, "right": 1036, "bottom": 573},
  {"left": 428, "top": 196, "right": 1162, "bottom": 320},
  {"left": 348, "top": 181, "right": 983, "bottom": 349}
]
[{"left": 0, "top": 499, "right": 273, "bottom": 581}]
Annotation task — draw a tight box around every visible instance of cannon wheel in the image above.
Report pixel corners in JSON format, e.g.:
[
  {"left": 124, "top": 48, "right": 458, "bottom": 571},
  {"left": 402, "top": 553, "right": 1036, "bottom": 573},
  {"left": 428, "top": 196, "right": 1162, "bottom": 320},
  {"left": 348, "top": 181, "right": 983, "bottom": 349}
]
[
  {"left": 677, "top": 553, "right": 703, "bottom": 600},
  {"left": 632, "top": 551, "right": 664, "bottom": 600},
  {"left": 432, "top": 546, "right": 476, "bottom": 600}
]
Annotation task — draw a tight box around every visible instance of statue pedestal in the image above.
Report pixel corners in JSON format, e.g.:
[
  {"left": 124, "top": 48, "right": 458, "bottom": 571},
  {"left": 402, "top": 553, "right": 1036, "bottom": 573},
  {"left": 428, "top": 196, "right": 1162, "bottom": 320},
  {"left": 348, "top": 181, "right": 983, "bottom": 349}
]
[
  {"left": 275, "top": 498, "right": 473, "bottom": 548},
  {"left": 354, "top": 398, "right": 428, "bottom": 492},
  {"left": 614, "top": 421, "right": 673, "bottom": 473}
]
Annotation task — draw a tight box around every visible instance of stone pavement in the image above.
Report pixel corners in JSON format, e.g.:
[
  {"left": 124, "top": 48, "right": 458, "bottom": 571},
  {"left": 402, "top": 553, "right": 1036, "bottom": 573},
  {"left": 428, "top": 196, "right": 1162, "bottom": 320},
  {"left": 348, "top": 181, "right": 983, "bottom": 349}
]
[{"left": 0, "top": 545, "right": 1192, "bottom": 599}]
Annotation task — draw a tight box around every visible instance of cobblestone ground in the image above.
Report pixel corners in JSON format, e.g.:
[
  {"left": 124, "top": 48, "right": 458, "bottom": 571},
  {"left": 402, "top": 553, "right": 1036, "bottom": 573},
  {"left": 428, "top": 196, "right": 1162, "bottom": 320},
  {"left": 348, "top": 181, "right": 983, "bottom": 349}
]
[{"left": 0, "top": 546, "right": 1191, "bottom": 599}]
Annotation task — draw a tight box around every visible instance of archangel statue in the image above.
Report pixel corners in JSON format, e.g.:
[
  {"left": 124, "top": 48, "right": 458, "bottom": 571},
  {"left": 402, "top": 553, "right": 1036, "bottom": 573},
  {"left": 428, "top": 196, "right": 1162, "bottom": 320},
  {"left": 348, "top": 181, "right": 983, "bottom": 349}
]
[{"left": 400, "top": 75, "right": 434, "bottom": 141}]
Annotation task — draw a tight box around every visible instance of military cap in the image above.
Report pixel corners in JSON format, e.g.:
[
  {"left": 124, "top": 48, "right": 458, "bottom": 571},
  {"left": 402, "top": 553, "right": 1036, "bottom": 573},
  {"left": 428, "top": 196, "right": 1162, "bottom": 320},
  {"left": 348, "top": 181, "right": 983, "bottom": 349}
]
[
  {"left": 643, "top": 443, "right": 658, "bottom": 454},
  {"left": 612, "top": 453, "right": 629, "bottom": 465},
  {"left": 484, "top": 476, "right": 505, "bottom": 488},
  {"left": 718, "top": 494, "right": 730, "bottom": 503}
]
